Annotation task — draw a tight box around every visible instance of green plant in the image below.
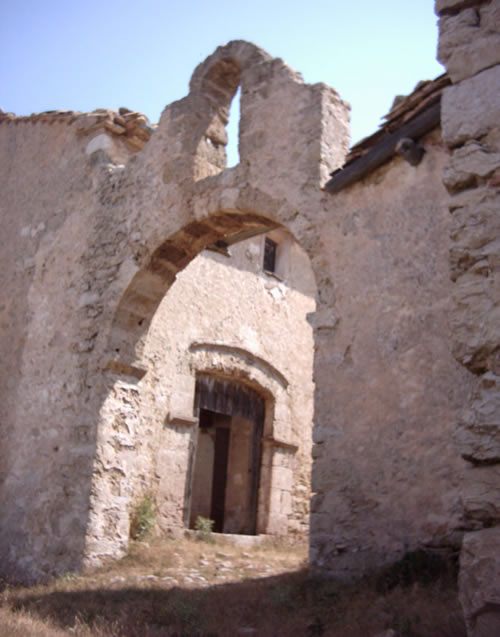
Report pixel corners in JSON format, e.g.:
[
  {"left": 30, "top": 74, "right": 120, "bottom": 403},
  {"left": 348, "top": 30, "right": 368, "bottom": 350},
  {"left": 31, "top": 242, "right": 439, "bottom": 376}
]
[
  {"left": 129, "top": 495, "right": 156, "bottom": 540},
  {"left": 194, "top": 515, "right": 215, "bottom": 543},
  {"left": 58, "top": 572, "right": 79, "bottom": 582}
]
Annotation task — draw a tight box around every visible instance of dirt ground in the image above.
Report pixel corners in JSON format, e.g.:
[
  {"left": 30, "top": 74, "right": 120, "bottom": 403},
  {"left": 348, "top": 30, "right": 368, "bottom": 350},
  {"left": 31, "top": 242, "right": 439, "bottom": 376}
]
[{"left": 0, "top": 533, "right": 466, "bottom": 637}]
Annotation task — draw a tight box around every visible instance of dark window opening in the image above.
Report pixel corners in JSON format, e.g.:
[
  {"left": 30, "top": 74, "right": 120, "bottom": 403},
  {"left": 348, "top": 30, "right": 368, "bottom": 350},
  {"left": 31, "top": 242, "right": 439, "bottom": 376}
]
[{"left": 263, "top": 237, "right": 277, "bottom": 273}]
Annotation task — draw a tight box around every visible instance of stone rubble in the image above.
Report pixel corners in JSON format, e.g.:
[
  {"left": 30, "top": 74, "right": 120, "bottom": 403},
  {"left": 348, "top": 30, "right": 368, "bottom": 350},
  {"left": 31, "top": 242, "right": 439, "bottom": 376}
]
[{"left": 102, "top": 553, "right": 299, "bottom": 589}]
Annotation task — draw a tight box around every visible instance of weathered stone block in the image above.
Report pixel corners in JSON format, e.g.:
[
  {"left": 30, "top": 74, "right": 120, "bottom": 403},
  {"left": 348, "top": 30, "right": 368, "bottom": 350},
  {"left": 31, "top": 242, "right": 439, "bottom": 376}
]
[
  {"left": 461, "top": 288, "right": 500, "bottom": 366},
  {"left": 449, "top": 186, "right": 500, "bottom": 280},
  {"left": 435, "top": 0, "right": 476, "bottom": 14},
  {"left": 450, "top": 271, "right": 500, "bottom": 372},
  {"left": 449, "top": 184, "right": 500, "bottom": 212},
  {"left": 442, "top": 66, "right": 500, "bottom": 146},
  {"left": 481, "top": 0, "right": 500, "bottom": 33},
  {"left": 438, "top": 9, "right": 479, "bottom": 51},
  {"left": 459, "top": 527, "right": 500, "bottom": 637},
  {"left": 462, "top": 464, "right": 500, "bottom": 525},
  {"left": 444, "top": 142, "right": 500, "bottom": 192},
  {"left": 456, "top": 373, "right": 500, "bottom": 463},
  {"left": 438, "top": 7, "right": 500, "bottom": 82}
]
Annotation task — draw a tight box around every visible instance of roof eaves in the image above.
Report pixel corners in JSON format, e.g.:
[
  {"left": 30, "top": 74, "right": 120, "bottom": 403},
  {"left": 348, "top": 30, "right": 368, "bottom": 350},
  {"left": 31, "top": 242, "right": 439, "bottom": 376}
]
[{"left": 324, "top": 73, "right": 450, "bottom": 194}]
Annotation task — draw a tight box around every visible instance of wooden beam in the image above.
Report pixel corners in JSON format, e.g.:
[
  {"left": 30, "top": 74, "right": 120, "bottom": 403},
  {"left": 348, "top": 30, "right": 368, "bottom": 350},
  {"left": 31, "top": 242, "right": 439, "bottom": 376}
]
[{"left": 324, "top": 101, "right": 441, "bottom": 194}]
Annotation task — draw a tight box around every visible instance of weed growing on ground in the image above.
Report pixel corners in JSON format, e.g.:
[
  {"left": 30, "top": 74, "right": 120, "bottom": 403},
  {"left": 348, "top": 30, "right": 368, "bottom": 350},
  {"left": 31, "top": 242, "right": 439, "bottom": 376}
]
[
  {"left": 194, "top": 516, "right": 215, "bottom": 543},
  {"left": 129, "top": 495, "right": 156, "bottom": 540}
]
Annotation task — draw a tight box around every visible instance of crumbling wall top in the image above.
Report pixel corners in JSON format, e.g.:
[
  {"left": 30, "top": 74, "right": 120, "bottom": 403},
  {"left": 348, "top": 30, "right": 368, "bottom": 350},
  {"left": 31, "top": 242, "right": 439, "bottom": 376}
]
[
  {"left": 0, "top": 107, "right": 155, "bottom": 153},
  {"left": 189, "top": 40, "right": 274, "bottom": 96}
]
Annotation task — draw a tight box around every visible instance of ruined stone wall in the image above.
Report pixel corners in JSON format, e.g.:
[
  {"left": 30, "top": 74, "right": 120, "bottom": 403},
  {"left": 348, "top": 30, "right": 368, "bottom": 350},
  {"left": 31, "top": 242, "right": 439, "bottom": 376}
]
[
  {"left": 309, "top": 128, "right": 473, "bottom": 576},
  {"left": 1, "top": 31, "right": 490, "bottom": 591},
  {"left": 0, "top": 41, "right": 347, "bottom": 580},
  {"left": 436, "top": 0, "right": 500, "bottom": 633},
  {"left": 0, "top": 116, "right": 107, "bottom": 579},
  {"left": 0, "top": 109, "right": 156, "bottom": 580}
]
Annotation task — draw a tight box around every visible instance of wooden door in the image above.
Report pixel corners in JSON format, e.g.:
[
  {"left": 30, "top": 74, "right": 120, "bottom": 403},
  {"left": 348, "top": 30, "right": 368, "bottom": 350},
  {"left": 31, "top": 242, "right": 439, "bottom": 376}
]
[{"left": 210, "top": 424, "right": 230, "bottom": 532}]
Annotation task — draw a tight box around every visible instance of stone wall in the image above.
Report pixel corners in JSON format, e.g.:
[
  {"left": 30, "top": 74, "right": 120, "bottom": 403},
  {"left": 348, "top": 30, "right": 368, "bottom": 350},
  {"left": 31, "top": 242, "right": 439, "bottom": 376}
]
[
  {"left": 0, "top": 41, "right": 347, "bottom": 581},
  {"left": 0, "top": 115, "right": 106, "bottom": 579},
  {"left": 309, "top": 127, "right": 472, "bottom": 576},
  {"left": 152, "top": 234, "right": 316, "bottom": 535},
  {"left": 0, "top": 24, "right": 494, "bottom": 600},
  {"left": 436, "top": 0, "right": 500, "bottom": 633}
]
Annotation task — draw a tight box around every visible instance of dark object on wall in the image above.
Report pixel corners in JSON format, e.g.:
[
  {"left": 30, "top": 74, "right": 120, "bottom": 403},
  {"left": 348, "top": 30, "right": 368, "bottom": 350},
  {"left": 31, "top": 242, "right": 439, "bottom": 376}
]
[{"left": 396, "top": 137, "right": 425, "bottom": 166}]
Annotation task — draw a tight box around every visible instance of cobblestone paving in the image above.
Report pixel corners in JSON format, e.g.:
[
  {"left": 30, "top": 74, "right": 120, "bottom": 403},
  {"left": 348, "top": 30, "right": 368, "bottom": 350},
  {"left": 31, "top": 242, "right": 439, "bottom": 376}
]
[{"left": 100, "top": 539, "right": 308, "bottom": 590}]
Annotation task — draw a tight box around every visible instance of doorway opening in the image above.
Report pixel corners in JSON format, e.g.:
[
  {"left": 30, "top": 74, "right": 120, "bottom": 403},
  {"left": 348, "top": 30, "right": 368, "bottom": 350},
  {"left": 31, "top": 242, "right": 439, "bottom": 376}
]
[{"left": 188, "top": 375, "right": 265, "bottom": 535}]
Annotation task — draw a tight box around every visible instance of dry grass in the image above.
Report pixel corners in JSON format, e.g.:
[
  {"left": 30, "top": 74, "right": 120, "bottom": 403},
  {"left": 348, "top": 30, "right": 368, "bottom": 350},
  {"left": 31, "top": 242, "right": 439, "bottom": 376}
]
[{"left": 0, "top": 536, "right": 466, "bottom": 637}]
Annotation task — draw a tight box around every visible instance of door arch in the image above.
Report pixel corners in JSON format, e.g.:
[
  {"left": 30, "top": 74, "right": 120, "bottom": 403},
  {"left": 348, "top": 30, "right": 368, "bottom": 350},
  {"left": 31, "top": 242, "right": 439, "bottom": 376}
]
[{"left": 84, "top": 205, "right": 322, "bottom": 566}]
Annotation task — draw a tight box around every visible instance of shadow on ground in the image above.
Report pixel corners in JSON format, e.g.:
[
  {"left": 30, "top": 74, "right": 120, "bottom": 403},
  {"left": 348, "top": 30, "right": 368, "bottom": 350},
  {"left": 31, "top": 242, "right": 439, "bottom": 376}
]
[{"left": 5, "top": 556, "right": 466, "bottom": 637}]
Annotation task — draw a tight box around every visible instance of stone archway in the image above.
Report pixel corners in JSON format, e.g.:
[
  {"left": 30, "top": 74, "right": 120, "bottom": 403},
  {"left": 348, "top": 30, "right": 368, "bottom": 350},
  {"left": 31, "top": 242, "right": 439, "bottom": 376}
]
[
  {"left": 2, "top": 20, "right": 496, "bottom": 603},
  {"left": 84, "top": 203, "right": 322, "bottom": 566},
  {"left": 76, "top": 40, "right": 344, "bottom": 569},
  {"left": 107, "top": 210, "right": 278, "bottom": 366}
]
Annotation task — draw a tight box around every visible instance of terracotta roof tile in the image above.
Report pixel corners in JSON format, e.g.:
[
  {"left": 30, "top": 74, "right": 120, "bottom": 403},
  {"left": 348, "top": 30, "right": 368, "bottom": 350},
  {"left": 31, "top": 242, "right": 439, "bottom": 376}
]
[
  {"left": 346, "top": 73, "right": 450, "bottom": 164},
  {"left": 325, "top": 73, "right": 450, "bottom": 193}
]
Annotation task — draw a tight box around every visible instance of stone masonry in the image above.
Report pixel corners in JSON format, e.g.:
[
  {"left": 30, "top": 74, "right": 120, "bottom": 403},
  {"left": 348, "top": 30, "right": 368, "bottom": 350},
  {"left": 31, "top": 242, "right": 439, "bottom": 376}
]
[
  {"left": 0, "top": 12, "right": 498, "bottom": 633},
  {"left": 0, "top": 41, "right": 347, "bottom": 580},
  {"left": 85, "top": 231, "right": 316, "bottom": 564},
  {"left": 436, "top": 0, "right": 500, "bottom": 634}
]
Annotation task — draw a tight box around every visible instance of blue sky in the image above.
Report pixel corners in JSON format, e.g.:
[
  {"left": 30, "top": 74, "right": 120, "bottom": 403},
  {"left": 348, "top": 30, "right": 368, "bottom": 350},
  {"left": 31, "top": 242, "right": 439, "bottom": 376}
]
[{"left": 1, "top": 0, "right": 443, "bottom": 161}]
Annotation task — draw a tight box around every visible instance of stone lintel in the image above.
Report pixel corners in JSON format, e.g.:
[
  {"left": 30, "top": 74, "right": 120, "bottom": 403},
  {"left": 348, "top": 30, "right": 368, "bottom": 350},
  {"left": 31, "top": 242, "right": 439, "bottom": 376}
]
[
  {"left": 262, "top": 437, "right": 298, "bottom": 453},
  {"left": 166, "top": 412, "right": 198, "bottom": 427},
  {"left": 104, "top": 360, "right": 147, "bottom": 380}
]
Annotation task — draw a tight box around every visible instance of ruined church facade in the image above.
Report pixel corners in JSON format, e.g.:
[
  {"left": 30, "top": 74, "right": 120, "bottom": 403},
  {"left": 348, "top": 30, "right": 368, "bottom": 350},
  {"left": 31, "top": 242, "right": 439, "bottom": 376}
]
[{"left": 1, "top": 2, "right": 499, "bottom": 634}]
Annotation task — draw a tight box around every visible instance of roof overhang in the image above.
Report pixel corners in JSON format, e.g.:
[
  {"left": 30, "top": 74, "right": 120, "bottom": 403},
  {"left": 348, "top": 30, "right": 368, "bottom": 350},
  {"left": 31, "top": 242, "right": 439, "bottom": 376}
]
[{"left": 324, "top": 74, "right": 450, "bottom": 195}]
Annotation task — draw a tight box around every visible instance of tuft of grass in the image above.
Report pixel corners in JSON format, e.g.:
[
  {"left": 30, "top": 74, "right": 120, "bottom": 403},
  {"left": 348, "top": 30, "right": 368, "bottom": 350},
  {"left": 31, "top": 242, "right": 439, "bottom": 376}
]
[
  {"left": 129, "top": 495, "right": 156, "bottom": 540},
  {"left": 0, "top": 606, "right": 68, "bottom": 636},
  {"left": 194, "top": 515, "right": 215, "bottom": 544}
]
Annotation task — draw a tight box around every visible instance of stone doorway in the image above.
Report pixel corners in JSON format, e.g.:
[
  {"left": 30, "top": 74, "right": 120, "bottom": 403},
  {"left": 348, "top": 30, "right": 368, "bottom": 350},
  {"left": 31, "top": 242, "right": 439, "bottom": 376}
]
[{"left": 188, "top": 375, "right": 265, "bottom": 535}]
